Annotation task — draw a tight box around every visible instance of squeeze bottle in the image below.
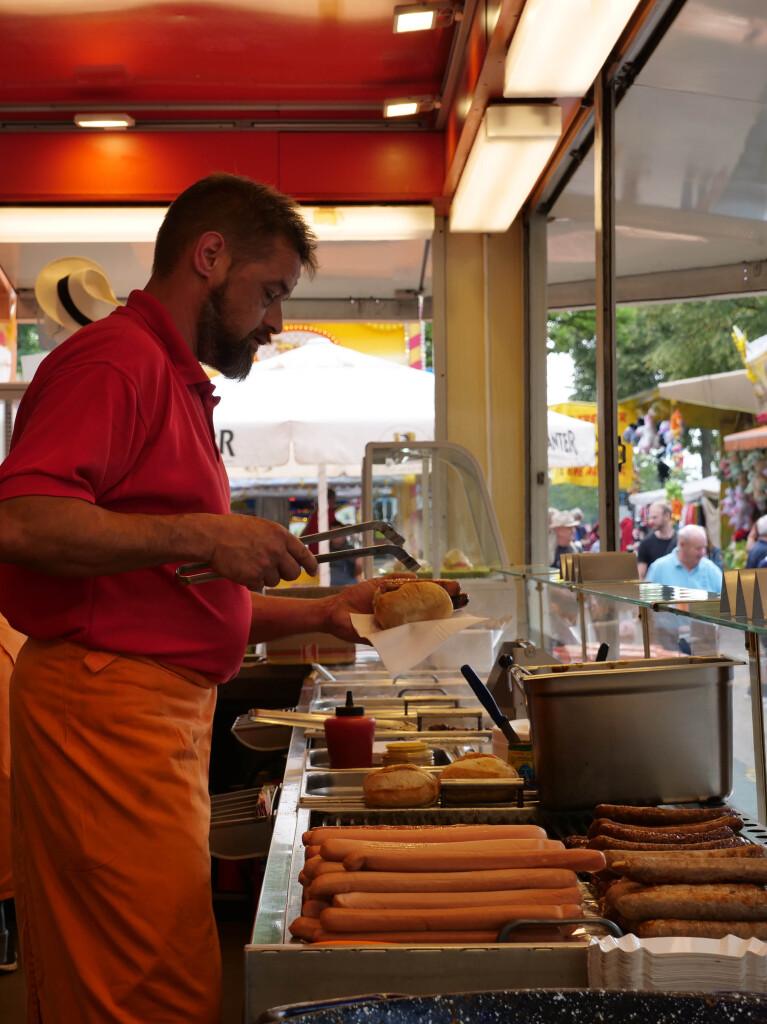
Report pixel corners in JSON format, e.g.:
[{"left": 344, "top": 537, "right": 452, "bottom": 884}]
[{"left": 323, "top": 690, "right": 376, "bottom": 769}]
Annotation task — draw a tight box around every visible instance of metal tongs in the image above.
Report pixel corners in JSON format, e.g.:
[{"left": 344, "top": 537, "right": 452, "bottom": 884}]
[{"left": 175, "top": 519, "right": 421, "bottom": 585}]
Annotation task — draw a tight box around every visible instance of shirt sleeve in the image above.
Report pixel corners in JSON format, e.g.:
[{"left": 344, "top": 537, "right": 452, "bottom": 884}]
[{"left": 0, "top": 361, "right": 147, "bottom": 504}]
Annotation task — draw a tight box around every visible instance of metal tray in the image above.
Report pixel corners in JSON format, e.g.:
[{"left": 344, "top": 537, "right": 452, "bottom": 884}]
[
  {"left": 305, "top": 746, "right": 456, "bottom": 769},
  {"left": 300, "top": 768, "right": 524, "bottom": 807},
  {"left": 439, "top": 778, "right": 524, "bottom": 806},
  {"left": 309, "top": 695, "right": 462, "bottom": 714}
]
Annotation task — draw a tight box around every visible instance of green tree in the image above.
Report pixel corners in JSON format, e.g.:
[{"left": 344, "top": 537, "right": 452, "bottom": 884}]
[{"left": 548, "top": 295, "right": 767, "bottom": 401}]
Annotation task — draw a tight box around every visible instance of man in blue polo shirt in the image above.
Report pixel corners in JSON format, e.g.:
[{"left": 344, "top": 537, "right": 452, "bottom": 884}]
[{"left": 646, "top": 524, "right": 722, "bottom": 593}]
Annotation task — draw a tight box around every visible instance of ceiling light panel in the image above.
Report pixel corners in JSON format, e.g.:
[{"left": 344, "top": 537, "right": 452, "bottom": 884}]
[{"left": 504, "top": 0, "right": 642, "bottom": 98}]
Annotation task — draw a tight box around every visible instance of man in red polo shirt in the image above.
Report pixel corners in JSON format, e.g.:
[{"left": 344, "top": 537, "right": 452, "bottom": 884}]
[{"left": 0, "top": 174, "right": 381, "bottom": 1024}]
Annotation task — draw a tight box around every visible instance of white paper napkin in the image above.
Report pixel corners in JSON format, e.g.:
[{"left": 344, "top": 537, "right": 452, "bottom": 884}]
[{"left": 350, "top": 610, "right": 488, "bottom": 678}]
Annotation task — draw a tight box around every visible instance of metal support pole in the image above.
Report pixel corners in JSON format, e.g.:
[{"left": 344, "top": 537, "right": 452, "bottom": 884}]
[
  {"left": 577, "top": 590, "right": 588, "bottom": 662},
  {"left": 639, "top": 607, "right": 651, "bottom": 658},
  {"left": 595, "top": 69, "right": 619, "bottom": 552},
  {"left": 746, "top": 630, "right": 767, "bottom": 824}
]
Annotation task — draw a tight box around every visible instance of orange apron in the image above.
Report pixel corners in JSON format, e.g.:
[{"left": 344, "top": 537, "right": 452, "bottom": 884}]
[
  {"left": 10, "top": 638, "right": 222, "bottom": 1024},
  {"left": 0, "top": 616, "right": 25, "bottom": 902}
]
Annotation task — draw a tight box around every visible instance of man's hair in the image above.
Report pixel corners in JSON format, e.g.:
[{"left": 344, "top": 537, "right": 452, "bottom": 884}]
[
  {"left": 649, "top": 501, "right": 672, "bottom": 517},
  {"left": 152, "top": 173, "right": 318, "bottom": 278},
  {"left": 757, "top": 514, "right": 767, "bottom": 537},
  {"left": 678, "top": 524, "right": 707, "bottom": 545}
]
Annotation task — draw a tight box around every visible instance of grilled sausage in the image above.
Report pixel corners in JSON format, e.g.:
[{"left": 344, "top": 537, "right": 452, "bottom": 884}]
[
  {"left": 613, "top": 883, "right": 767, "bottom": 921},
  {"left": 588, "top": 835, "right": 749, "bottom": 852},
  {"left": 635, "top": 919, "right": 767, "bottom": 940},
  {"left": 610, "top": 854, "right": 767, "bottom": 885},
  {"left": 308, "top": 867, "right": 579, "bottom": 900},
  {"left": 588, "top": 817, "right": 743, "bottom": 839},
  {"left": 301, "top": 856, "right": 346, "bottom": 881},
  {"left": 301, "top": 900, "right": 331, "bottom": 919},
  {"left": 603, "top": 846, "right": 766, "bottom": 869},
  {"left": 593, "top": 804, "right": 736, "bottom": 826},
  {"left": 588, "top": 823, "right": 736, "bottom": 845},
  {"left": 332, "top": 886, "right": 583, "bottom": 910}
]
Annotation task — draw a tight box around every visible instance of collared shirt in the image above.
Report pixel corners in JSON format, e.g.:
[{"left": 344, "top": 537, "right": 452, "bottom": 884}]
[
  {"left": 645, "top": 549, "right": 723, "bottom": 594},
  {"left": 0, "top": 290, "right": 252, "bottom": 685}
]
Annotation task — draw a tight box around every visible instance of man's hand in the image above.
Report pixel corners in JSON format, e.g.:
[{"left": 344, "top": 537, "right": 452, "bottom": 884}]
[
  {"left": 321, "top": 573, "right": 417, "bottom": 644},
  {"left": 208, "top": 514, "right": 318, "bottom": 590}
]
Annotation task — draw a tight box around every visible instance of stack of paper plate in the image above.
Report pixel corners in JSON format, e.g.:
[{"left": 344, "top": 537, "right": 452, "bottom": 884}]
[{"left": 588, "top": 934, "right": 767, "bottom": 993}]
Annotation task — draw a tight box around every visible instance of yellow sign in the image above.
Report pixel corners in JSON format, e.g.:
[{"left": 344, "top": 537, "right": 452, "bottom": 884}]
[{"left": 549, "top": 401, "right": 634, "bottom": 489}]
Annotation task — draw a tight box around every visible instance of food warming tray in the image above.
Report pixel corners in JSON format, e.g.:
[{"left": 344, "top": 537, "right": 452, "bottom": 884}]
[
  {"left": 299, "top": 768, "right": 523, "bottom": 807},
  {"left": 515, "top": 655, "right": 738, "bottom": 809}
]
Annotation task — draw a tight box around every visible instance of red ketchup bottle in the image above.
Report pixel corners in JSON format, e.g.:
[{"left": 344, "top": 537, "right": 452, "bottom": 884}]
[{"left": 323, "top": 691, "right": 376, "bottom": 769}]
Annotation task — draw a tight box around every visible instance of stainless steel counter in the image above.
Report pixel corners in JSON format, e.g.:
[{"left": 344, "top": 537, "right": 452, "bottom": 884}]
[{"left": 242, "top": 667, "right": 590, "bottom": 1023}]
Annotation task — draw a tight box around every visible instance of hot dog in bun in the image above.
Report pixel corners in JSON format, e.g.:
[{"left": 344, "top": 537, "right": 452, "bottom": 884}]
[{"left": 373, "top": 580, "right": 454, "bottom": 630}]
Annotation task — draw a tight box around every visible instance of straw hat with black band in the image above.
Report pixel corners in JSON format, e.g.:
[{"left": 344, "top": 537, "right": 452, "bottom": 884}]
[{"left": 34, "top": 257, "right": 122, "bottom": 338}]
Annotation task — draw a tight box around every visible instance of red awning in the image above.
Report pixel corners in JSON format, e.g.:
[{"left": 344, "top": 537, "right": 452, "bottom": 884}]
[{"left": 723, "top": 425, "right": 767, "bottom": 451}]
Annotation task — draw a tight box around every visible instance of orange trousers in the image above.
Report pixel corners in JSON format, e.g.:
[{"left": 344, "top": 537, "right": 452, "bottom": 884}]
[
  {"left": 10, "top": 638, "right": 221, "bottom": 1024},
  {"left": 0, "top": 616, "right": 25, "bottom": 902}
]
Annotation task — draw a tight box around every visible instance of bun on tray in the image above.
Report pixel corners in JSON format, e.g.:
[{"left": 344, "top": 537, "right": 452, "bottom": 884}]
[
  {"left": 439, "top": 752, "right": 518, "bottom": 780},
  {"left": 362, "top": 763, "right": 439, "bottom": 807},
  {"left": 373, "top": 580, "right": 453, "bottom": 629}
]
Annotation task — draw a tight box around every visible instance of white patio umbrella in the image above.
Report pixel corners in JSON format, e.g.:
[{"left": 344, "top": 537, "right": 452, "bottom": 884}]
[
  {"left": 210, "top": 337, "right": 435, "bottom": 582},
  {"left": 547, "top": 409, "right": 597, "bottom": 468},
  {"left": 210, "top": 337, "right": 435, "bottom": 469}
]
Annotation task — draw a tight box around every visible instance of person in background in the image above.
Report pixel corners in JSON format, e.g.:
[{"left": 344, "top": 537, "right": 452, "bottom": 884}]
[
  {"left": 645, "top": 524, "right": 723, "bottom": 593},
  {"left": 571, "top": 508, "right": 588, "bottom": 544},
  {"left": 0, "top": 173, "right": 384, "bottom": 1024},
  {"left": 586, "top": 521, "right": 600, "bottom": 552},
  {"left": 304, "top": 488, "right": 361, "bottom": 586},
  {"left": 549, "top": 509, "right": 581, "bottom": 570},
  {"left": 0, "top": 615, "right": 25, "bottom": 974},
  {"left": 746, "top": 515, "right": 767, "bottom": 569},
  {"left": 636, "top": 501, "right": 676, "bottom": 579},
  {"left": 620, "top": 515, "right": 635, "bottom": 552}
]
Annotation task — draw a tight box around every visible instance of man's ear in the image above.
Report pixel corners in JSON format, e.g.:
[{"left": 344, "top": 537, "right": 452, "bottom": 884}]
[{"left": 191, "top": 231, "right": 229, "bottom": 282}]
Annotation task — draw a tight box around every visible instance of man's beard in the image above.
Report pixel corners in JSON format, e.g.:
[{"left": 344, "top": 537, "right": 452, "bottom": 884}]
[{"left": 195, "top": 281, "right": 261, "bottom": 381}]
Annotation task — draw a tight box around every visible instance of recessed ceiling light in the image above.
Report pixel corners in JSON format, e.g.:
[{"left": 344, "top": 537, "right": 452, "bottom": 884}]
[
  {"left": 393, "top": 2, "right": 462, "bottom": 34},
  {"left": 74, "top": 113, "right": 135, "bottom": 130}
]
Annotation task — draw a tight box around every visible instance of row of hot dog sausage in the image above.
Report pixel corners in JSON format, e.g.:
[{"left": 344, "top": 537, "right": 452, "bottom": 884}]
[{"left": 290, "top": 824, "right": 606, "bottom": 944}]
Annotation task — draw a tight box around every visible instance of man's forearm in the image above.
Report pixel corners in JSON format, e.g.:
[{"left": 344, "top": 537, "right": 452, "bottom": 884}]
[
  {"left": 0, "top": 496, "right": 215, "bottom": 576},
  {"left": 248, "top": 591, "right": 334, "bottom": 644}
]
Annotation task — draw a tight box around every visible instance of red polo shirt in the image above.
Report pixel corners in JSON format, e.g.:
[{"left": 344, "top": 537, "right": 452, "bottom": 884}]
[{"left": 0, "top": 290, "right": 252, "bottom": 685}]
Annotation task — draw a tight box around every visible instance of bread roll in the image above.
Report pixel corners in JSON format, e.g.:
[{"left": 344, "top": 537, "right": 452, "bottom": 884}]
[
  {"left": 362, "top": 764, "right": 440, "bottom": 808},
  {"left": 439, "top": 752, "right": 518, "bottom": 780},
  {"left": 373, "top": 581, "right": 453, "bottom": 630}
]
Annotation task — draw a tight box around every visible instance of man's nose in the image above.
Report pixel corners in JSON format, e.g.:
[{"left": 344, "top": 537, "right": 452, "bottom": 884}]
[{"left": 265, "top": 299, "right": 284, "bottom": 337}]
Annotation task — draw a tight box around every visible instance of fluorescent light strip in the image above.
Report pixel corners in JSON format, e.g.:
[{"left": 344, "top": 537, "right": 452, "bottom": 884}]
[
  {"left": 504, "top": 0, "right": 642, "bottom": 98},
  {"left": 0, "top": 205, "right": 435, "bottom": 244},
  {"left": 450, "top": 105, "right": 562, "bottom": 233},
  {"left": 74, "top": 112, "right": 135, "bottom": 129},
  {"left": 394, "top": 9, "right": 437, "bottom": 32},
  {"left": 385, "top": 101, "right": 420, "bottom": 118}
]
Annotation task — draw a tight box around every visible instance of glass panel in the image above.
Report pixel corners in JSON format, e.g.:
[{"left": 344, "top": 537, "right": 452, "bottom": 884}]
[{"left": 363, "top": 442, "right": 506, "bottom": 578}]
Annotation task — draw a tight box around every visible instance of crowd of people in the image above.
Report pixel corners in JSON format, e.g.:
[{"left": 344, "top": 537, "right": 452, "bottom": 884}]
[{"left": 548, "top": 500, "right": 723, "bottom": 594}]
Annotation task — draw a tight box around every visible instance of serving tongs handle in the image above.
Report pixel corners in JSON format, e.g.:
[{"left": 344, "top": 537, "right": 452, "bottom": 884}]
[
  {"left": 302, "top": 519, "right": 406, "bottom": 547},
  {"left": 176, "top": 542, "right": 421, "bottom": 585}
]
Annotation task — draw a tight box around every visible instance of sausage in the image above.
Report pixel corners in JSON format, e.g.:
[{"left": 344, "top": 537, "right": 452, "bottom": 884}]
[
  {"left": 319, "top": 902, "right": 583, "bottom": 934},
  {"left": 303, "top": 824, "right": 547, "bottom": 846},
  {"left": 588, "top": 835, "right": 749, "bottom": 852},
  {"left": 301, "top": 899, "right": 331, "bottom": 919},
  {"left": 613, "top": 883, "right": 767, "bottom": 922},
  {"left": 288, "top": 916, "right": 323, "bottom": 942},
  {"left": 332, "top": 886, "right": 583, "bottom": 910},
  {"left": 320, "top": 837, "right": 561, "bottom": 865},
  {"left": 588, "top": 823, "right": 736, "bottom": 845},
  {"left": 308, "top": 867, "right": 579, "bottom": 900},
  {"left": 588, "top": 817, "right": 743, "bottom": 839},
  {"left": 603, "top": 846, "right": 766, "bottom": 869},
  {"left": 610, "top": 854, "right": 767, "bottom": 885},
  {"left": 345, "top": 847, "right": 606, "bottom": 874},
  {"left": 593, "top": 804, "right": 736, "bottom": 826},
  {"left": 304, "top": 845, "right": 321, "bottom": 861},
  {"left": 301, "top": 857, "right": 347, "bottom": 881},
  {"left": 634, "top": 919, "right": 767, "bottom": 940},
  {"left": 305, "top": 927, "right": 570, "bottom": 944}
]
